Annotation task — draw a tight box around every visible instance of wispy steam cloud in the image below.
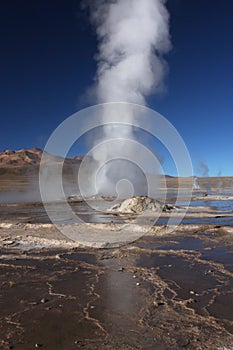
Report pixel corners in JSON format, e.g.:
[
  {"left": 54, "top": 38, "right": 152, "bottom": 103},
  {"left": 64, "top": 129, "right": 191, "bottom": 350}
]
[{"left": 198, "top": 161, "right": 209, "bottom": 177}]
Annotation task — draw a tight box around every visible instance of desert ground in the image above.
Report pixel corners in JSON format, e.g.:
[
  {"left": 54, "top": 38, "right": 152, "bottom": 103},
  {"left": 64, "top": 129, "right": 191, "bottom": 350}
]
[{"left": 0, "top": 156, "right": 233, "bottom": 350}]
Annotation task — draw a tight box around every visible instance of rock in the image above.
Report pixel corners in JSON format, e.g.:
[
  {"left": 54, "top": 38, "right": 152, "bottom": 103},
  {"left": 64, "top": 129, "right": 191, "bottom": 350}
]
[
  {"left": 118, "top": 267, "right": 124, "bottom": 271},
  {"left": 40, "top": 298, "right": 48, "bottom": 304},
  {"left": 3, "top": 240, "right": 15, "bottom": 246},
  {"left": 158, "top": 301, "right": 165, "bottom": 306},
  {"left": 109, "top": 196, "right": 178, "bottom": 214},
  {"left": 67, "top": 195, "right": 83, "bottom": 202},
  {"left": 109, "top": 196, "right": 163, "bottom": 214},
  {"left": 35, "top": 344, "right": 43, "bottom": 348},
  {"left": 176, "top": 336, "right": 190, "bottom": 347},
  {"left": 187, "top": 298, "right": 197, "bottom": 305},
  {"left": 136, "top": 282, "right": 140, "bottom": 286},
  {"left": 163, "top": 203, "right": 177, "bottom": 212}
]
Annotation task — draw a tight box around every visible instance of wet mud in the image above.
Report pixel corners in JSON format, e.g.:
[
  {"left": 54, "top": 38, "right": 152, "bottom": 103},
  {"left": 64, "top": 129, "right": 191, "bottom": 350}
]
[{"left": 0, "top": 197, "right": 233, "bottom": 349}]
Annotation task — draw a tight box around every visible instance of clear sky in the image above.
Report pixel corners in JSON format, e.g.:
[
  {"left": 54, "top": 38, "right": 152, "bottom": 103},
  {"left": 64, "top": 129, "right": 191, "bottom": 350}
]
[{"left": 0, "top": 0, "right": 232, "bottom": 176}]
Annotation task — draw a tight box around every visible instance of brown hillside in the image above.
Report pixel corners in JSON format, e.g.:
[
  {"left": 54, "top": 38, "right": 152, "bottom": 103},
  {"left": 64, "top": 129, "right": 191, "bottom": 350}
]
[
  {"left": 0, "top": 148, "right": 43, "bottom": 166},
  {"left": 0, "top": 148, "right": 84, "bottom": 167}
]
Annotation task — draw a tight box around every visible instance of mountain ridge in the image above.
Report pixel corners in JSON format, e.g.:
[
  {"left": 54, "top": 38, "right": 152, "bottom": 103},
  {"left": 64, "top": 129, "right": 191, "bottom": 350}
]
[{"left": 0, "top": 148, "right": 83, "bottom": 167}]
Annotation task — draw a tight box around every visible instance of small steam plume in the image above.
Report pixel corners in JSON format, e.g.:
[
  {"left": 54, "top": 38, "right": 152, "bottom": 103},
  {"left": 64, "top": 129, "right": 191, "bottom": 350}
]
[
  {"left": 198, "top": 161, "right": 210, "bottom": 194},
  {"left": 217, "top": 169, "right": 223, "bottom": 193},
  {"left": 83, "top": 0, "right": 171, "bottom": 196},
  {"left": 192, "top": 176, "right": 200, "bottom": 190},
  {"left": 198, "top": 161, "right": 209, "bottom": 177}
]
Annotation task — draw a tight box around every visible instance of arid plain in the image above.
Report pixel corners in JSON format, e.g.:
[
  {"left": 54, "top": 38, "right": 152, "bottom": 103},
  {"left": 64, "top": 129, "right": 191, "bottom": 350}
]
[{"left": 0, "top": 149, "right": 233, "bottom": 350}]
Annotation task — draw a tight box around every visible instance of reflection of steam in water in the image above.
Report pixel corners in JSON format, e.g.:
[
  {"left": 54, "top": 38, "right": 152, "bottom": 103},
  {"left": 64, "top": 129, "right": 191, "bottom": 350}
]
[
  {"left": 99, "top": 256, "right": 142, "bottom": 326},
  {"left": 0, "top": 189, "right": 41, "bottom": 204},
  {"left": 217, "top": 179, "right": 223, "bottom": 193}
]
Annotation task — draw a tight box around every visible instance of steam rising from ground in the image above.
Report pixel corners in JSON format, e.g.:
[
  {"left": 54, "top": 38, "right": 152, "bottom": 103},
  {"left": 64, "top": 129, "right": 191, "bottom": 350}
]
[
  {"left": 83, "top": 0, "right": 171, "bottom": 196},
  {"left": 197, "top": 161, "right": 210, "bottom": 193},
  {"left": 198, "top": 161, "right": 209, "bottom": 177}
]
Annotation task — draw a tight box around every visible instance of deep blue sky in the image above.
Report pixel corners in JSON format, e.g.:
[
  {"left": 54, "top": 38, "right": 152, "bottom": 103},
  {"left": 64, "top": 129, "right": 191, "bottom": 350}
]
[{"left": 0, "top": 0, "right": 232, "bottom": 176}]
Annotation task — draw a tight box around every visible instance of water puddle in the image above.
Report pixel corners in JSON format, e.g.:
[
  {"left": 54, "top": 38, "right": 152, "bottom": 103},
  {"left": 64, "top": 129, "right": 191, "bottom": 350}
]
[
  {"left": 157, "top": 216, "right": 233, "bottom": 225},
  {"left": 136, "top": 245, "right": 233, "bottom": 329},
  {"left": 137, "top": 235, "right": 233, "bottom": 271}
]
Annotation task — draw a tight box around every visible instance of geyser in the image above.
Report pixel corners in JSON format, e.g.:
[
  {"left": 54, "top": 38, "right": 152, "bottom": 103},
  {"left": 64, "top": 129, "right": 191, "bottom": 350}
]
[
  {"left": 39, "top": 1, "right": 194, "bottom": 246},
  {"left": 83, "top": 0, "right": 171, "bottom": 196}
]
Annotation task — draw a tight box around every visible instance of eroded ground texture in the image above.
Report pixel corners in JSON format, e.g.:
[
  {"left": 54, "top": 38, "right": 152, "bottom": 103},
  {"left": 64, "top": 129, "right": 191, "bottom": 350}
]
[{"left": 0, "top": 197, "right": 233, "bottom": 349}]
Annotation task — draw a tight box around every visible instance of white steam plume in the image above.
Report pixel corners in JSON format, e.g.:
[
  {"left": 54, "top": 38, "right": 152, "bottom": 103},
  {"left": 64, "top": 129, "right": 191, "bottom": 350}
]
[
  {"left": 83, "top": 0, "right": 171, "bottom": 196},
  {"left": 88, "top": 0, "right": 171, "bottom": 104}
]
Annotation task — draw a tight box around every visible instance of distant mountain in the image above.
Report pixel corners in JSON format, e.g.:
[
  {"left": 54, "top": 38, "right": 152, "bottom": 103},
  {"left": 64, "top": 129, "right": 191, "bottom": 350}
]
[
  {"left": 0, "top": 148, "right": 84, "bottom": 167},
  {"left": 0, "top": 148, "right": 43, "bottom": 166}
]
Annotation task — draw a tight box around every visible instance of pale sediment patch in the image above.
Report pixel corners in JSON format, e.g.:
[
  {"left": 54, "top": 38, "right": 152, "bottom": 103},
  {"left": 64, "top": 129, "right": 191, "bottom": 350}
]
[{"left": 0, "top": 220, "right": 233, "bottom": 250}]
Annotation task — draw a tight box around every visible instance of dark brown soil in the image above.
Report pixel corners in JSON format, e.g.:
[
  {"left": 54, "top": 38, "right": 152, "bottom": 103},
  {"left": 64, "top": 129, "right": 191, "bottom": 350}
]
[{"left": 1, "top": 229, "right": 233, "bottom": 349}]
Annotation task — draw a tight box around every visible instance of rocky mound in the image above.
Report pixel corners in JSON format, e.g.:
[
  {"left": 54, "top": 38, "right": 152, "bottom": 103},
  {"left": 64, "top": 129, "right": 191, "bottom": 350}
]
[
  {"left": 109, "top": 196, "right": 164, "bottom": 214},
  {"left": 109, "top": 196, "right": 177, "bottom": 214}
]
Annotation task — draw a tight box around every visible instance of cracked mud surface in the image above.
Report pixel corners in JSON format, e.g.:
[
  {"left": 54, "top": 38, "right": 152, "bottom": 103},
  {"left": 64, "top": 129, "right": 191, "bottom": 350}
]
[
  {"left": 0, "top": 228, "right": 233, "bottom": 349},
  {"left": 0, "top": 197, "right": 233, "bottom": 349}
]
